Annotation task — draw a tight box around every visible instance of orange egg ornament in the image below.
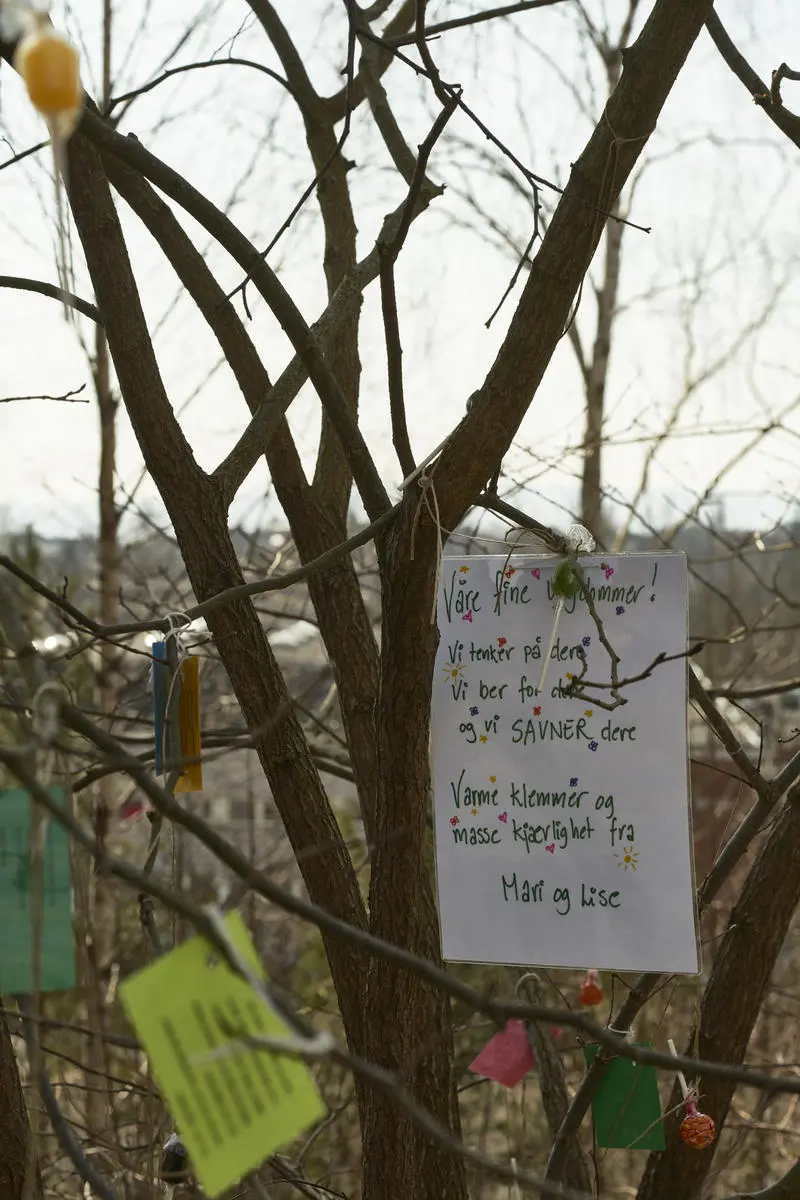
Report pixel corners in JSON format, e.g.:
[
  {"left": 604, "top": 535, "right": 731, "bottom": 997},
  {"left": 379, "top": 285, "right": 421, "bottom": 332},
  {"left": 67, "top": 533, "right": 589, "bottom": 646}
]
[
  {"left": 14, "top": 20, "right": 82, "bottom": 135},
  {"left": 679, "top": 1103, "right": 715, "bottom": 1149},
  {"left": 11, "top": 11, "right": 83, "bottom": 321},
  {"left": 579, "top": 969, "right": 603, "bottom": 1007}
]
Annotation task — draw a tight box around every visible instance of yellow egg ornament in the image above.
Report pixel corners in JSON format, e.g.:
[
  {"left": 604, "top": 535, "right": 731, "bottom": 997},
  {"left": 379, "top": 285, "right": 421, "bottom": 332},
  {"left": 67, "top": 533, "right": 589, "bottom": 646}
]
[
  {"left": 11, "top": 9, "right": 83, "bottom": 318},
  {"left": 14, "top": 19, "right": 81, "bottom": 135}
]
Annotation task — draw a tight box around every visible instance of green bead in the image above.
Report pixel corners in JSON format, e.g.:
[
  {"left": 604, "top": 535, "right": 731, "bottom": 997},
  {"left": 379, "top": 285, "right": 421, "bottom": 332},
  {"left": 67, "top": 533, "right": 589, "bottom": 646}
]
[{"left": 552, "top": 561, "right": 582, "bottom": 599}]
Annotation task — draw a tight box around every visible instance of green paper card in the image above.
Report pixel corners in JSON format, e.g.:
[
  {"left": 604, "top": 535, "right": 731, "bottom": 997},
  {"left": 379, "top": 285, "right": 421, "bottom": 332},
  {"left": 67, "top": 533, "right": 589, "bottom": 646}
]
[
  {"left": 584, "top": 1044, "right": 665, "bottom": 1150},
  {"left": 119, "top": 911, "right": 327, "bottom": 1198},
  {"left": 0, "top": 788, "right": 76, "bottom": 995}
]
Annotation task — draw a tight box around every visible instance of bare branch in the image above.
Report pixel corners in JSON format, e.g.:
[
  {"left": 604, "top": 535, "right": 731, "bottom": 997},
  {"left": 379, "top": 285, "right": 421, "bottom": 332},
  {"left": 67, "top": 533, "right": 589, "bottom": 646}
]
[
  {"left": 0, "top": 508, "right": 397, "bottom": 639},
  {"left": 0, "top": 275, "right": 101, "bottom": 322},
  {"left": 78, "top": 106, "right": 391, "bottom": 520},
  {"left": 0, "top": 383, "right": 88, "bottom": 404},
  {"left": 16, "top": 998, "right": 119, "bottom": 1200},
  {"left": 770, "top": 61, "right": 800, "bottom": 107},
  {"left": 705, "top": 11, "right": 800, "bottom": 151},
  {"left": 390, "top": 0, "right": 572, "bottom": 44},
  {"left": 108, "top": 55, "right": 293, "bottom": 108}
]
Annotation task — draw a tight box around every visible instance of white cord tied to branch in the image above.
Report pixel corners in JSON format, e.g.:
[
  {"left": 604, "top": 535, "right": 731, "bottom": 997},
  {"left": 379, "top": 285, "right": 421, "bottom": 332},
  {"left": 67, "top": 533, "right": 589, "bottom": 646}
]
[
  {"left": 409, "top": 469, "right": 445, "bottom": 626},
  {"left": 536, "top": 524, "right": 596, "bottom": 697}
]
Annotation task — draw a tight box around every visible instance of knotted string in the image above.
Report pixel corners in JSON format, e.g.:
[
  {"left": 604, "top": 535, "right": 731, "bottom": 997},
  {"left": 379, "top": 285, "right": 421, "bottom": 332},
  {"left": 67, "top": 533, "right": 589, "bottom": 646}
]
[
  {"left": 537, "top": 524, "right": 596, "bottom": 696},
  {"left": 409, "top": 468, "right": 445, "bottom": 626}
]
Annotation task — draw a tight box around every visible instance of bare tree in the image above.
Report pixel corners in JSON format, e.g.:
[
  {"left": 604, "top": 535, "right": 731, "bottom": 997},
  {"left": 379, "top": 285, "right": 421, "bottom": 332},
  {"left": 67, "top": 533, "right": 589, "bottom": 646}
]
[{"left": 1, "top": 3, "right": 800, "bottom": 1199}]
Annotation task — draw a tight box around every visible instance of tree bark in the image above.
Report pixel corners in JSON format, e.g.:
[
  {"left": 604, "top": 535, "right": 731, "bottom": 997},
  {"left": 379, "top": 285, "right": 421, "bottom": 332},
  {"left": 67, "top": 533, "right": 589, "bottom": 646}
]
[
  {"left": 363, "top": 508, "right": 467, "bottom": 1200},
  {"left": 0, "top": 1010, "right": 40, "bottom": 1199}
]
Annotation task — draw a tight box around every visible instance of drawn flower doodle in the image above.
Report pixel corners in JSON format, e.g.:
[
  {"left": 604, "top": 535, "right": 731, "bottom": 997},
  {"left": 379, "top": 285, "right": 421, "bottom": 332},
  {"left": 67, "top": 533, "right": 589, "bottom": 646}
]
[
  {"left": 570, "top": 777, "right": 578, "bottom": 787},
  {"left": 588, "top": 740, "right": 598, "bottom": 752},
  {"left": 616, "top": 605, "right": 625, "bottom": 615},
  {"left": 582, "top": 636, "right": 591, "bottom": 647},
  {"left": 470, "top": 706, "right": 479, "bottom": 716}
]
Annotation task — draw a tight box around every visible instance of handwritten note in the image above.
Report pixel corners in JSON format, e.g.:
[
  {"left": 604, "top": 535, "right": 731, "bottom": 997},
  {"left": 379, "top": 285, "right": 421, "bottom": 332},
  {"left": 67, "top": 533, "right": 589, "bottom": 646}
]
[
  {"left": 119, "top": 912, "right": 326, "bottom": 1198},
  {"left": 0, "top": 788, "right": 76, "bottom": 995},
  {"left": 431, "top": 554, "right": 699, "bottom": 973}
]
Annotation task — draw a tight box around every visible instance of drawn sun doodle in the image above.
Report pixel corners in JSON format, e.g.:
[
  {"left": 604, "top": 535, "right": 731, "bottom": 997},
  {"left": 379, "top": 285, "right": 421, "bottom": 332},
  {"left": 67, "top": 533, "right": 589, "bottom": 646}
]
[
  {"left": 614, "top": 845, "right": 639, "bottom": 872},
  {"left": 443, "top": 661, "right": 466, "bottom": 680}
]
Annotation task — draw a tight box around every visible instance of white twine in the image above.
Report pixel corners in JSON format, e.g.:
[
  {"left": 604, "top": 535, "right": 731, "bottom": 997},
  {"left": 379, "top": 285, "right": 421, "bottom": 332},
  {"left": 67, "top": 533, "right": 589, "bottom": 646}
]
[
  {"left": 535, "top": 524, "right": 596, "bottom": 696},
  {"left": 409, "top": 470, "right": 445, "bottom": 626}
]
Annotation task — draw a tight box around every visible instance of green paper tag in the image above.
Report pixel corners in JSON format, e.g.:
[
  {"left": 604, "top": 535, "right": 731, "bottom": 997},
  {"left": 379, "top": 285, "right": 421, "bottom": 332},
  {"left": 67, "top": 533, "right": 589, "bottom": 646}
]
[
  {"left": 0, "top": 788, "right": 76, "bottom": 995},
  {"left": 119, "top": 911, "right": 327, "bottom": 1198},
  {"left": 584, "top": 1044, "right": 665, "bottom": 1150}
]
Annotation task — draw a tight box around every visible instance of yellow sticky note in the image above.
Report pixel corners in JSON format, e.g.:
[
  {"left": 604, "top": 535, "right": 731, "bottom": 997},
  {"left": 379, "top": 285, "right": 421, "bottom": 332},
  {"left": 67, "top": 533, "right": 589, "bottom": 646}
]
[{"left": 119, "top": 912, "right": 326, "bottom": 1197}]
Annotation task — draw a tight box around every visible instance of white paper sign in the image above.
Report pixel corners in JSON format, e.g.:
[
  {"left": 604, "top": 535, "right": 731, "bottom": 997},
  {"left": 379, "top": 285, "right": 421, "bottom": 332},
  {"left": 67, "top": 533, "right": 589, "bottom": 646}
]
[{"left": 431, "top": 553, "right": 699, "bottom": 974}]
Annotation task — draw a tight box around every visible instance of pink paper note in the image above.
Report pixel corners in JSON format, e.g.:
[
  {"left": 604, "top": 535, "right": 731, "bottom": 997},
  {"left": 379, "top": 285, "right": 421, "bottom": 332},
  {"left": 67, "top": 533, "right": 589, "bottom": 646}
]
[{"left": 469, "top": 1019, "right": 535, "bottom": 1088}]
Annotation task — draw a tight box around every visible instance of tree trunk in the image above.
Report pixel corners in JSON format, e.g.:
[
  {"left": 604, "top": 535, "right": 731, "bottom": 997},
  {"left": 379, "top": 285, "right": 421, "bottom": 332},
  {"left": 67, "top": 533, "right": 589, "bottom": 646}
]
[
  {"left": 362, "top": 512, "right": 467, "bottom": 1200},
  {"left": 0, "top": 1010, "right": 40, "bottom": 1199}
]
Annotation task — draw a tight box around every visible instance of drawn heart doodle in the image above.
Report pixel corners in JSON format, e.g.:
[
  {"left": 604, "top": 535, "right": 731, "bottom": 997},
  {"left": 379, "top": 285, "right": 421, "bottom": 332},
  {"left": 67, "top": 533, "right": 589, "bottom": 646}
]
[
  {"left": 497, "top": 637, "right": 507, "bottom": 647},
  {"left": 531, "top": 569, "right": 541, "bottom": 580},
  {"left": 545, "top": 843, "right": 555, "bottom": 854},
  {"left": 498, "top": 812, "right": 508, "bottom": 824}
]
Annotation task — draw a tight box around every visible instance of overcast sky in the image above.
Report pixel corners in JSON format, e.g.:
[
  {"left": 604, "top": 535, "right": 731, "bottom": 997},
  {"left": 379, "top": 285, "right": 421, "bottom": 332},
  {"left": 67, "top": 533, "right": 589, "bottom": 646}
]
[{"left": 1, "top": 0, "right": 798, "bottom": 541}]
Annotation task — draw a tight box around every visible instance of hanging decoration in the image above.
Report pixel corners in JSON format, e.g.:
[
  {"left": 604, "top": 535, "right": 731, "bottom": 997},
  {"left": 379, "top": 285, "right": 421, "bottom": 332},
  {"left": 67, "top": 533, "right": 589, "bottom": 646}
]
[
  {"left": 668, "top": 1038, "right": 715, "bottom": 1150},
  {"left": 579, "top": 968, "right": 603, "bottom": 1007}
]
